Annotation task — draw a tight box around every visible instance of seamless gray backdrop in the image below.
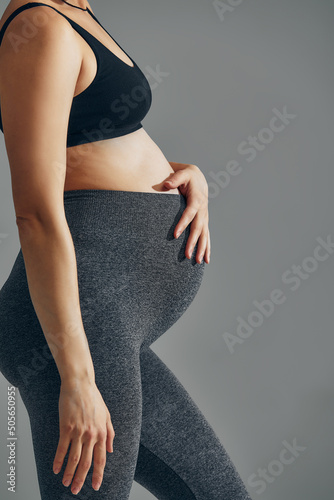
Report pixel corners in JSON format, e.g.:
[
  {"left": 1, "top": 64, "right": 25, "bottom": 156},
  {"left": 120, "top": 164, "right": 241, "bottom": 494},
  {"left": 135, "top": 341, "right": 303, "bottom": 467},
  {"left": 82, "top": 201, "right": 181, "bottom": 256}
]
[{"left": 1, "top": 0, "right": 333, "bottom": 498}]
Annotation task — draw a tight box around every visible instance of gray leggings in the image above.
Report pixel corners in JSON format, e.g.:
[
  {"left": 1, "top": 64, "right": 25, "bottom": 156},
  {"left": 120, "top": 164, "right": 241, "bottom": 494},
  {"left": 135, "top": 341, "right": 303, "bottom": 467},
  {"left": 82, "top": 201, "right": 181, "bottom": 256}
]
[{"left": 0, "top": 190, "right": 252, "bottom": 499}]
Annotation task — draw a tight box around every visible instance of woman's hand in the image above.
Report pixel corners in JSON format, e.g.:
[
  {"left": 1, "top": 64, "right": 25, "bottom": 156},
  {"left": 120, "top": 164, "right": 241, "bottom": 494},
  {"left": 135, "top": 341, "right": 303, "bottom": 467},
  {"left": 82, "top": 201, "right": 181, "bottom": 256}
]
[
  {"left": 53, "top": 379, "right": 115, "bottom": 495},
  {"left": 164, "top": 163, "right": 211, "bottom": 264}
]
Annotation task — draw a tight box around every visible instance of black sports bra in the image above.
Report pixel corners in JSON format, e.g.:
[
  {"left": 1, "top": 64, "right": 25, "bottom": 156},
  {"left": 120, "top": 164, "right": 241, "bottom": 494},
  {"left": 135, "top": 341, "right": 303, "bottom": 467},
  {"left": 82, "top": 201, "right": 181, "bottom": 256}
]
[{"left": 0, "top": 2, "right": 152, "bottom": 148}]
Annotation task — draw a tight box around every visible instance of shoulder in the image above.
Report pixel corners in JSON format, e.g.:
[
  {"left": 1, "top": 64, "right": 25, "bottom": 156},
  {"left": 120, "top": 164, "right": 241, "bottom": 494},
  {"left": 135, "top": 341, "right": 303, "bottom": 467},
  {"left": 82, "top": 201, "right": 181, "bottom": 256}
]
[
  {"left": 0, "top": 3, "right": 83, "bottom": 99},
  {"left": 0, "top": 2, "right": 78, "bottom": 58}
]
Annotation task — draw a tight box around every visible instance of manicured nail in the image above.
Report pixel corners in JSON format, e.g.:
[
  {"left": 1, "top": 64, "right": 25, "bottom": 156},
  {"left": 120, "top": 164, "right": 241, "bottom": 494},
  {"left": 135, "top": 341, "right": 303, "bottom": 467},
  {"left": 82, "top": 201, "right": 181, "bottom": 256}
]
[
  {"left": 72, "top": 486, "right": 80, "bottom": 495},
  {"left": 175, "top": 231, "right": 181, "bottom": 238},
  {"left": 63, "top": 479, "right": 71, "bottom": 487},
  {"left": 93, "top": 482, "right": 101, "bottom": 490}
]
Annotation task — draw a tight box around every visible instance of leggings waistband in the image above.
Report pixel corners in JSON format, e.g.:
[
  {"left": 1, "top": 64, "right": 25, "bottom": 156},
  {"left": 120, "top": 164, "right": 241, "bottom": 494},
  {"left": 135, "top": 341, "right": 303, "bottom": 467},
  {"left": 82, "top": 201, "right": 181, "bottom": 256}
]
[
  {"left": 63, "top": 189, "right": 184, "bottom": 200},
  {"left": 63, "top": 189, "right": 186, "bottom": 230}
]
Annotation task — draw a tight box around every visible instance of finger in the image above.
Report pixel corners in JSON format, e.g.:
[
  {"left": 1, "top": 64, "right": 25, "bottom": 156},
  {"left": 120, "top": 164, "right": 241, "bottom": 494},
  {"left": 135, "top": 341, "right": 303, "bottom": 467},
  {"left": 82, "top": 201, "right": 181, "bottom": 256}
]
[
  {"left": 174, "top": 205, "right": 197, "bottom": 239},
  {"left": 53, "top": 432, "right": 71, "bottom": 475},
  {"left": 62, "top": 438, "right": 82, "bottom": 488},
  {"left": 92, "top": 436, "right": 107, "bottom": 491},
  {"left": 70, "top": 441, "right": 94, "bottom": 495},
  {"left": 164, "top": 169, "right": 189, "bottom": 188},
  {"left": 106, "top": 417, "right": 115, "bottom": 453},
  {"left": 195, "top": 230, "right": 208, "bottom": 264},
  {"left": 205, "top": 227, "right": 211, "bottom": 263},
  {"left": 184, "top": 221, "right": 203, "bottom": 260}
]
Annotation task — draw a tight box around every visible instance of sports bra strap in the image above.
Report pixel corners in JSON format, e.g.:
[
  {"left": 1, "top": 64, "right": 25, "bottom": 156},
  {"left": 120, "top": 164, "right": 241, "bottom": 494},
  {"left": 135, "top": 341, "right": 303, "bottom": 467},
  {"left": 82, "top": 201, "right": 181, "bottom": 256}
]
[{"left": 0, "top": 2, "right": 81, "bottom": 46}]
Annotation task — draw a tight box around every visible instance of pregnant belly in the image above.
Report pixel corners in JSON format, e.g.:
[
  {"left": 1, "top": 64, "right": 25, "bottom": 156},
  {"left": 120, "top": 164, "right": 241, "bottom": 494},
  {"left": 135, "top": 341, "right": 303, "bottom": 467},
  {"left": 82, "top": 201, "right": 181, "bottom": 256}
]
[{"left": 64, "top": 127, "right": 181, "bottom": 195}]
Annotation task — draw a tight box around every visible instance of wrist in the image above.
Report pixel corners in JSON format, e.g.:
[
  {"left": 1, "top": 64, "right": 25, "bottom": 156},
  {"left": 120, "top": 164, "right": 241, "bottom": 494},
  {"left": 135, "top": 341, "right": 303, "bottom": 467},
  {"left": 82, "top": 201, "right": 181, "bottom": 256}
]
[
  {"left": 60, "top": 364, "right": 95, "bottom": 387},
  {"left": 61, "top": 375, "right": 96, "bottom": 392}
]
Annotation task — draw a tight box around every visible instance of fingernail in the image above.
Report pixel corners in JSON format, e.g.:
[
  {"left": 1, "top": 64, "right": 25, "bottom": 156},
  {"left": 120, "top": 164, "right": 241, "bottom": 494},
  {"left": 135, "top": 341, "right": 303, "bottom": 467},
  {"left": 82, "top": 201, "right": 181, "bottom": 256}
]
[
  {"left": 54, "top": 467, "right": 60, "bottom": 474},
  {"left": 72, "top": 486, "right": 80, "bottom": 495},
  {"left": 63, "top": 479, "right": 71, "bottom": 487},
  {"left": 175, "top": 231, "right": 181, "bottom": 238},
  {"left": 93, "top": 482, "right": 101, "bottom": 490}
]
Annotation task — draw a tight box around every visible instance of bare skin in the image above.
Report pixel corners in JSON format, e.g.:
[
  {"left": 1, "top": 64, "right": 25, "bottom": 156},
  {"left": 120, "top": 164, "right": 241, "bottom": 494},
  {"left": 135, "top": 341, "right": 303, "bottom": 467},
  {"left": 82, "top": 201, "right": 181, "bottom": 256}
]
[{"left": 0, "top": 0, "right": 210, "bottom": 495}]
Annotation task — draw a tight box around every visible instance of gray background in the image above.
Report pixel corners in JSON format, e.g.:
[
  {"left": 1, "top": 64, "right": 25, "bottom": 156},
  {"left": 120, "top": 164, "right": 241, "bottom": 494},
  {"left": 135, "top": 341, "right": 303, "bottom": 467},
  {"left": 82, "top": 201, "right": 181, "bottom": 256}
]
[{"left": 1, "top": 0, "right": 333, "bottom": 498}]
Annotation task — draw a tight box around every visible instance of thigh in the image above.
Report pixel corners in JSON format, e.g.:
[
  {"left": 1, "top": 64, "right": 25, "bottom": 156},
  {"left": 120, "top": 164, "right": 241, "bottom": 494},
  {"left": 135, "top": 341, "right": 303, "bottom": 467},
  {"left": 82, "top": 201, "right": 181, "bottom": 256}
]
[{"left": 135, "top": 347, "right": 253, "bottom": 500}]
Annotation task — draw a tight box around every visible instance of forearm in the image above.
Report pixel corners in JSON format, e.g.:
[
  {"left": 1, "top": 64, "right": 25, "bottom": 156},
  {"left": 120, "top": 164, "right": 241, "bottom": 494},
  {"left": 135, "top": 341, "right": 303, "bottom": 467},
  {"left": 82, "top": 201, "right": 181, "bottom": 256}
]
[{"left": 16, "top": 216, "right": 95, "bottom": 384}]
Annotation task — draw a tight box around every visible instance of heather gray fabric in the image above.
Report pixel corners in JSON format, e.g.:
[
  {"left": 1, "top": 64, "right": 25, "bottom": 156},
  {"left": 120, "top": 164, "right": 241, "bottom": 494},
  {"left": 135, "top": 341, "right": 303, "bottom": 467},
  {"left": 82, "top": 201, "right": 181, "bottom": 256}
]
[{"left": 0, "top": 189, "right": 252, "bottom": 499}]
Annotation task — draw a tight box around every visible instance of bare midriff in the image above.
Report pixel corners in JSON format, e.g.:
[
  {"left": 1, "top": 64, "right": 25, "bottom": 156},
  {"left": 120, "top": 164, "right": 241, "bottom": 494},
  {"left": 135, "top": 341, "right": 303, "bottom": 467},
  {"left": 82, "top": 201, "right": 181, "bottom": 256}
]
[
  {"left": 64, "top": 127, "right": 181, "bottom": 195},
  {"left": 57, "top": 2, "right": 181, "bottom": 195}
]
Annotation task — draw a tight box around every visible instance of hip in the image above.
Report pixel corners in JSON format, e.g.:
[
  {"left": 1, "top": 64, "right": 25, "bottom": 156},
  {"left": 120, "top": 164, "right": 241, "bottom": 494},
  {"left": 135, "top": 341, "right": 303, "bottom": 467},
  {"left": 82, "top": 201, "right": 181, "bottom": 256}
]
[
  {"left": 0, "top": 189, "right": 206, "bottom": 326},
  {"left": 0, "top": 189, "right": 206, "bottom": 387}
]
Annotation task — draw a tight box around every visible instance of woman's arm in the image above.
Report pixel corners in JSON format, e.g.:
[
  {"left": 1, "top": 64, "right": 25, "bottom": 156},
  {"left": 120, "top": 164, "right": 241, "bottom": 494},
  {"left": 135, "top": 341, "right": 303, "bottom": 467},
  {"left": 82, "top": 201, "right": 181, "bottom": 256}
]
[
  {"left": 165, "top": 162, "right": 211, "bottom": 264},
  {"left": 0, "top": 7, "right": 114, "bottom": 494},
  {"left": 0, "top": 9, "right": 93, "bottom": 383}
]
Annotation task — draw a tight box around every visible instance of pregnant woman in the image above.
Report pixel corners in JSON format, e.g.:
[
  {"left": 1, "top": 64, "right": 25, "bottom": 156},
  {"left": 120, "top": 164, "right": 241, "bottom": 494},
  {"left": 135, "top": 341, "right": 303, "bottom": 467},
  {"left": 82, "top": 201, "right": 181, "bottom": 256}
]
[{"left": 0, "top": 1, "right": 252, "bottom": 499}]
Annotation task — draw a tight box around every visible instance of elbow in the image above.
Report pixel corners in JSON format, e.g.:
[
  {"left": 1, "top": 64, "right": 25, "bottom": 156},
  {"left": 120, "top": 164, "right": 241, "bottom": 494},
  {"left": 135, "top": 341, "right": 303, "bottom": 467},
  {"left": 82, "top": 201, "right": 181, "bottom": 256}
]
[
  {"left": 16, "top": 214, "right": 46, "bottom": 239},
  {"left": 16, "top": 213, "right": 45, "bottom": 228},
  {"left": 16, "top": 214, "right": 39, "bottom": 226},
  {"left": 15, "top": 212, "right": 66, "bottom": 236},
  {"left": 16, "top": 214, "right": 37, "bottom": 224}
]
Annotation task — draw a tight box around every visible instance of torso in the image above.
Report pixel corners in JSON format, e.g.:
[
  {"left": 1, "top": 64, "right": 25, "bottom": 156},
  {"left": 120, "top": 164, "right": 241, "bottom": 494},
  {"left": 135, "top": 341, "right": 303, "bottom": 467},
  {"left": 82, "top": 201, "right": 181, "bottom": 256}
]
[{"left": 0, "top": 0, "right": 181, "bottom": 195}]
